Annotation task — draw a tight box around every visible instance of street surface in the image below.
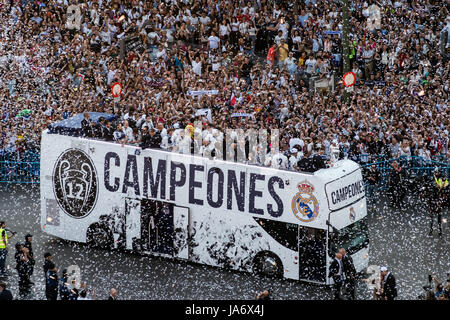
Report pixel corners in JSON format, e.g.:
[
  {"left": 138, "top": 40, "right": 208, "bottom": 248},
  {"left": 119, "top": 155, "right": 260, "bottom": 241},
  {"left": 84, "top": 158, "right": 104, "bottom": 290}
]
[{"left": 0, "top": 184, "right": 448, "bottom": 300}]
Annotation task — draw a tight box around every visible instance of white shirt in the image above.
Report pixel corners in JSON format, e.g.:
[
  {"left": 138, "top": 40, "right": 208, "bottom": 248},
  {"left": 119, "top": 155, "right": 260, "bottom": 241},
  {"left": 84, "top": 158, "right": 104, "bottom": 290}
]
[
  {"left": 178, "top": 135, "right": 192, "bottom": 155},
  {"left": 208, "top": 36, "right": 220, "bottom": 50},
  {"left": 192, "top": 60, "right": 202, "bottom": 76},
  {"left": 305, "top": 58, "right": 316, "bottom": 74},
  {"left": 219, "top": 24, "right": 230, "bottom": 37},
  {"left": 122, "top": 126, "right": 133, "bottom": 141},
  {"left": 199, "top": 16, "right": 211, "bottom": 25},
  {"left": 266, "top": 152, "right": 289, "bottom": 169}
]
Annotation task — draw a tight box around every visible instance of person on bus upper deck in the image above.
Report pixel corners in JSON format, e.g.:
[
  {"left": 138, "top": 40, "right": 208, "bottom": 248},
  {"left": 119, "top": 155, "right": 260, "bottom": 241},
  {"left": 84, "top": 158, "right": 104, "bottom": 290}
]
[
  {"left": 96, "top": 117, "right": 107, "bottom": 139},
  {"left": 81, "top": 112, "right": 93, "bottom": 138},
  {"left": 103, "top": 120, "right": 115, "bottom": 142},
  {"left": 312, "top": 145, "right": 326, "bottom": 171},
  {"left": 329, "top": 252, "right": 345, "bottom": 300},
  {"left": 140, "top": 126, "right": 151, "bottom": 149},
  {"left": 148, "top": 128, "right": 162, "bottom": 149}
]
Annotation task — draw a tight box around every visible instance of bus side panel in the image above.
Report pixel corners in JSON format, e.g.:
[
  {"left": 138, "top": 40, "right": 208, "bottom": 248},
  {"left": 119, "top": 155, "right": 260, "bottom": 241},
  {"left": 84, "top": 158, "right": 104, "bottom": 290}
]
[{"left": 189, "top": 209, "right": 298, "bottom": 280}]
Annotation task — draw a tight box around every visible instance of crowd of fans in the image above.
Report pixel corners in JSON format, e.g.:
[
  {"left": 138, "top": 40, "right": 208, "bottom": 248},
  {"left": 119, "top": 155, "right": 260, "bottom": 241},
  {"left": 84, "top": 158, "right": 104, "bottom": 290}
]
[{"left": 0, "top": 0, "right": 449, "bottom": 171}]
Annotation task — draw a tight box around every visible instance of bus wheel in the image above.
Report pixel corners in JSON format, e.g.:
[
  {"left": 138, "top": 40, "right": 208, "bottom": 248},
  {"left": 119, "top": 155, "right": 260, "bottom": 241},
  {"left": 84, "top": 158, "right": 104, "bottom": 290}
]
[
  {"left": 253, "top": 252, "right": 283, "bottom": 278},
  {"left": 86, "top": 224, "right": 113, "bottom": 250}
]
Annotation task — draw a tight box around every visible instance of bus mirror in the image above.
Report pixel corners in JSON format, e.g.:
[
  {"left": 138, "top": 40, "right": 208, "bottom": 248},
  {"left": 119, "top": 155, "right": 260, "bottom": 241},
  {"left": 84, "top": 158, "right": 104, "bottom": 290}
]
[{"left": 326, "top": 220, "right": 338, "bottom": 233}]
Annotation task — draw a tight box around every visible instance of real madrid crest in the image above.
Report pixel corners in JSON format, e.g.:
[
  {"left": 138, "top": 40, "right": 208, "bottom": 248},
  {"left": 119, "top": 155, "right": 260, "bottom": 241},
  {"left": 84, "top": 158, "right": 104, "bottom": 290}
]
[
  {"left": 292, "top": 180, "right": 319, "bottom": 223},
  {"left": 349, "top": 207, "right": 356, "bottom": 222}
]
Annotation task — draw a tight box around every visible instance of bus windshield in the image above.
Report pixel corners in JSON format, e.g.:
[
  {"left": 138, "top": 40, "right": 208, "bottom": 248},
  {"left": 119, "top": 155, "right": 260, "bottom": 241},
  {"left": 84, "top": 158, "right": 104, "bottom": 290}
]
[{"left": 329, "top": 217, "right": 369, "bottom": 255}]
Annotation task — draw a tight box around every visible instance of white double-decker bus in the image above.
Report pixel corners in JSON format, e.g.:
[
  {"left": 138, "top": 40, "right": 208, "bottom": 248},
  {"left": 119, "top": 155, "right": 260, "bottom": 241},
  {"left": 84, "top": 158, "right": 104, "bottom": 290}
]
[{"left": 40, "top": 117, "right": 368, "bottom": 284}]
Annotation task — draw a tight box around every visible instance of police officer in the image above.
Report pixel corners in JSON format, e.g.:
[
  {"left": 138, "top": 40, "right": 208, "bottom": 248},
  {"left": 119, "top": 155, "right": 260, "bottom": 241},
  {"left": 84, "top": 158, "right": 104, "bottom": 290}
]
[
  {"left": 0, "top": 221, "right": 16, "bottom": 277},
  {"left": 45, "top": 262, "right": 59, "bottom": 300},
  {"left": 24, "top": 234, "right": 35, "bottom": 284},
  {"left": 59, "top": 269, "right": 70, "bottom": 301},
  {"left": 428, "top": 168, "right": 448, "bottom": 236},
  {"left": 14, "top": 243, "right": 32, "bottom": 297}
]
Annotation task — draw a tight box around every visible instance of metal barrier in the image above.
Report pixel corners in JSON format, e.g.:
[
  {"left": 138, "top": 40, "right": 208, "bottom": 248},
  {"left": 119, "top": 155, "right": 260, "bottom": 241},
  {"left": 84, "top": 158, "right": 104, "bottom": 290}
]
[
  {"left": 0, "top": 150, "right": 40, "bottom": 163},
  {"left": 359, "top": 155, "right": 450, "bottom": 193},
  {"left": 0, "top": 151, "right": 40, "bottom": 189}
]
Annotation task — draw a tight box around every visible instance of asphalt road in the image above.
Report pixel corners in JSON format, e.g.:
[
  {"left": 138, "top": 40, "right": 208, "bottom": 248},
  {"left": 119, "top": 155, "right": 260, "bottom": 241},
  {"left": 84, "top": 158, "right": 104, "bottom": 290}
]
[{"left": 0, "top": 184, "right": 448, "bottom": 300}]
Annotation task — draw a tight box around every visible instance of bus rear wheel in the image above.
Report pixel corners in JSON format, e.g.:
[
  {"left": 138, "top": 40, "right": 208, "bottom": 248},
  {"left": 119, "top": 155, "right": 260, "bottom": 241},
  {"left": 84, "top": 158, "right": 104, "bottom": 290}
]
[
  {"left": 253, "top": 252, "right": 283, "bottom": 278},
  {"left": 86, "top": 224, "right": 113, "bottom": 250}
]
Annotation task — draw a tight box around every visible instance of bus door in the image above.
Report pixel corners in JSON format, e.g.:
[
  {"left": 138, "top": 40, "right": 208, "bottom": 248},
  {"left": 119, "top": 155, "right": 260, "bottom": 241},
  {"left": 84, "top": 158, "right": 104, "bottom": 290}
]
[
  {"left": 173, "top": 206, "right": 189, "bottom": 260},
  {"left": 298, "top": 227, "right": 327, "bottom": 283},
  {"left": 125, "top": 198, "right": 141, "bottom": 251},
  {"left": 140, "top": 199, "right": 174, "bottom": 255}
]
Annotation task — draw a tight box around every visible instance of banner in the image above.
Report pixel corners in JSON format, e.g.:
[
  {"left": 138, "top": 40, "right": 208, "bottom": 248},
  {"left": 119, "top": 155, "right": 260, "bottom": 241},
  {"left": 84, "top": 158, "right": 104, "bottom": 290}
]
[
  {"left": 66, "top": 5, "right": 82, "bottom": 30},
  {"left": 120, "top": 36, "right": 146, "bottom": 59},
  {"left": 323, "top": 31, "right": 341, "bottom": 36},
  {"left": 195, "top": 108, "right": 213, "bottom": 123},
  {"left": 231, "top": 112, "right": 254, "bottom": 118},
  {"left": 187, "top": 90, "right": 219, "bottom": 96}
]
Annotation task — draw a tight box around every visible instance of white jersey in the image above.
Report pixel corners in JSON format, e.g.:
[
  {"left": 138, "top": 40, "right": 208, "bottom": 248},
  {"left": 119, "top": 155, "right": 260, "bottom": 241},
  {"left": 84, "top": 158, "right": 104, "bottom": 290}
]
[
  {"left": 288, "top": 154, "right": 303, "bottom": 170},
  {"left": 265, "top": 152, "right": 289, "bottom": 170}
]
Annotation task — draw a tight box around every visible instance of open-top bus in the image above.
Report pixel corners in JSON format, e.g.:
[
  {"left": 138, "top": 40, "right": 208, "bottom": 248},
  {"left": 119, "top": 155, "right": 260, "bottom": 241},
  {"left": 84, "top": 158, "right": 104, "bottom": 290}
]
[{"left": 40, "top": 115, "right": 368, "bottom": 284}]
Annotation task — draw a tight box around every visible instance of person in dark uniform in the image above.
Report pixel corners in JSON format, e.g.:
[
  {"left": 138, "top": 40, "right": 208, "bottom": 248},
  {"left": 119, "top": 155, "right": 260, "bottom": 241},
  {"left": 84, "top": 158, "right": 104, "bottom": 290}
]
[
  {"left": 328, "top": 252, "right": 345, "bottom": 300},
  {"left": 103, "top": 120, "right": 115, "bottom": 141},
  {"left": 15, "top": 243, "right": 32, "bottom": 297},
  {"left": 148, "top": 128, "right": 162, "bottom": 149},
  {"left": 297, "top": 150, "right": 315, "bottom": 172},
  {"left": 23, "top": 234, "right": 34, "bottom": 284},
  {"left": 140, "top": 126, "right": 151, "bottom": 149},
  {"left": 81, "top": 111, "right": 92, "bottom": 137},
  {"left": 59, "top": 269, "right": 70, "bottom": 301},
  {"left": 427, "top": 168, "right": 448, "bottom": 236},
  {"left": 46, "top": 262, "right": 59, "bottom": 300},
  {"left": 96, "top": 117, "right": 106, "bottom": 139},
  {"left": 365, "top": 163, "right": 380, "bottom": 208},
  {"left": 340, "top": 248, "right": 357, "bottom": 300},
  {"left": 0, "top": 282, "right": 13, "bottom": 300},
  {"left": 388, "top": 161, "right": 406, "bottom": 208},
  {"left": 43, "top": 252, "right": 53, "bottom": 296},
  {"left": 152, "top": 203, "right": 174, "bottom": 255},
  {"left": 379, "top": 266, "right": 397, "bottom": 300},
  {"left": 92, "top": 118, "right": 103, "bottom": 138}
]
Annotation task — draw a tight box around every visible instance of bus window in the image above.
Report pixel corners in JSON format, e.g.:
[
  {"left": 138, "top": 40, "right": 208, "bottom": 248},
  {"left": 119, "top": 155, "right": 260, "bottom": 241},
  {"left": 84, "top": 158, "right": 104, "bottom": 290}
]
[
  {"left": 298, "top": 227, "right": 326, "bottom": 283},
  {"left": 328, "top": 217, "right": 369, "bottom": 256},
  {"left": 253, "top": 218, "right": 298, "bottom": 251}
]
